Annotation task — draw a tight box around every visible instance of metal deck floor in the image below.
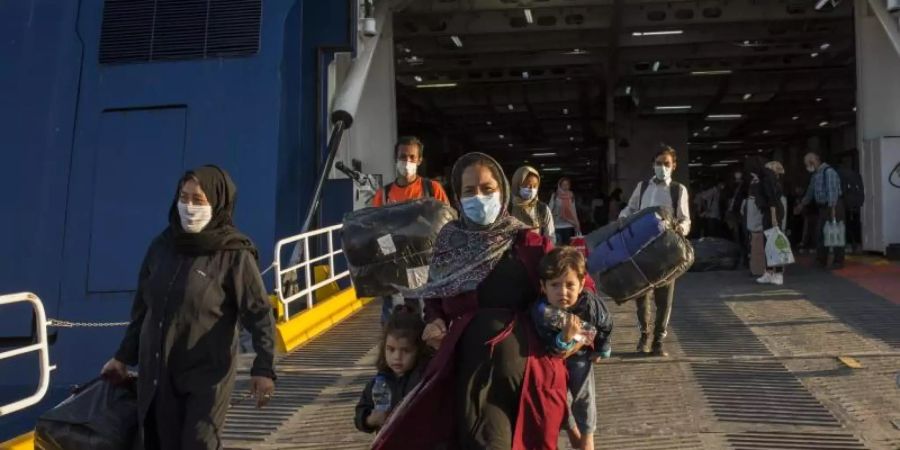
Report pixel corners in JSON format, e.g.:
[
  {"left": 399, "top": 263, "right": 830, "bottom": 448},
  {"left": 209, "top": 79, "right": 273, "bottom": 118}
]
[{"left": 224, "top": 260, "right": 900, "bottom": 450}]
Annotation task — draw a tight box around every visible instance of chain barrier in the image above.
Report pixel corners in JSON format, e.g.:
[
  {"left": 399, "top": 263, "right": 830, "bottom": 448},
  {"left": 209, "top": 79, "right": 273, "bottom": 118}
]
[{"left": 46, "top": 319, "right": 130, "bottom": 328}]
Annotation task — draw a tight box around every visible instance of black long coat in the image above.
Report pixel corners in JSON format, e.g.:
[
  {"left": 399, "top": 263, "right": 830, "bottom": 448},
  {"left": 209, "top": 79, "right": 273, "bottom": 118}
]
[{"left": 115, "top": 232, "right": 276, "bottom": 433}]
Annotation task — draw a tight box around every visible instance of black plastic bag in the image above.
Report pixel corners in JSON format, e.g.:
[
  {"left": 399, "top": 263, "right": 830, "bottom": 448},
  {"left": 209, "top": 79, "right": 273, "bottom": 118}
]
[
  {"left": 35, "top": 377, "right": 141, "bottom": 450},
  {"left": 342, "top": 198, "right": 457, "bottom": 297},
  {"left": 689, "top": 237, "right": 741, "bottom": 271}
]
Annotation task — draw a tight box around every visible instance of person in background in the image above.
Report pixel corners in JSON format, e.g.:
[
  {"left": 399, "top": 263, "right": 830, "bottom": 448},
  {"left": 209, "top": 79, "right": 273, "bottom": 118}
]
[
  {"left": 695, "top": 181, "right": 725, "bottom": 238},
  {"left": 355, "top": 305, "right": 429, "bottom": 434},
  {"left": 620, "top": 147, "right": 690, "bottom": 357},
  {"left": 550, "top": 177, "right": 581, "bottom": 244},
  {"left": 101, "top": 166, "right": 276, "bottom": 450},
  {"left": 607, "top": 188, "right": 626, "bottom": 222},
  {"left": 794, "top": 152, "right": 844, "bottom": 270},
  {"left": 531, "top": 247, "right": 613, "bottom": 450},
  {"left": 723, "top": 169, "right": 748, "bottom": 265},
  {"left": 746, "top": 158, "right": 786, "bottom": 285},
  {"left": 591, "top": 190, "right": 609, "bottom": 228},
  {"left": 371, "top": 136, "right": 450, "bottom": 323},
  {"left": 510, "top": 165, "right": 556, "bottom": 242},
  {"left": 788, "top": 185, "right": 807, "bottom": 251}
]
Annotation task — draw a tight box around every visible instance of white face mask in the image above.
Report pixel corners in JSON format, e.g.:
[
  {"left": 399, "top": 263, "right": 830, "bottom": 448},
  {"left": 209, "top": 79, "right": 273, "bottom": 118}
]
[
  {"left": 654, "top": 164, "right": 672, "bottom": 181},
  {"left": 396, "top": 160, "right": 418, "bottom": 177},
  {"left": 461, "top": 192, "right": 502, "bottom": 225},
  {"left": 178, "top": 202, "right": 213, "bottom": 233},
  {"left": 519, "top": 187, "right": 537, "bottom": 201}
]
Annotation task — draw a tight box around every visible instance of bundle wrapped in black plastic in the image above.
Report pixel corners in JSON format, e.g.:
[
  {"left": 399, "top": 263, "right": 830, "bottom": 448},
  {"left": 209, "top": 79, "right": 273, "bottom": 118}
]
[
  {"left": 689, "top": 237, "right": 741, "bottom": 271},
  {"left": 585, "top": 206, "right": 694, "bottom": 303},
  {"left": 342, "top": 198, "right": 457, "bottom": 297},
  {"left": 35, "top": 377, "right": 140, "bottom": 450}
]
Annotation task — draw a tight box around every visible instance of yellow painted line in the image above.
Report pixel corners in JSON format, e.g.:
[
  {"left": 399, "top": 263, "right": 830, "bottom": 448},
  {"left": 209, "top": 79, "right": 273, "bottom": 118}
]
[
  {"left": 275, "top": 287, "right": 373, "bottom": 353},
  {"left": 837, "top": 355, "right": 863, "bottom": 369},
  {"left": 0, "top": 432, "right": 34, "bottom": 450}
]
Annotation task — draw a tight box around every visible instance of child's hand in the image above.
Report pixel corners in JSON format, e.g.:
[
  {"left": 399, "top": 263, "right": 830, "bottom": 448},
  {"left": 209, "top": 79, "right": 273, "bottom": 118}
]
[
  {"left": 366, "top": 410, "right": 388, "bottom": 429},
  {"left": 563, "top": 313, "right": 582, "bottom": 342},
  {"left": 423, "top": 318, "right": 447, "bottom": 350},
  {"left": 566, "top": 425, "right": 583, "bottom": 449}
]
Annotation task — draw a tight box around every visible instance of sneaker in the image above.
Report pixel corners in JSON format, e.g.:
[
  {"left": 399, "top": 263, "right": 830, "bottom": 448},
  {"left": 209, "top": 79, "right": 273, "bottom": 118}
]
[
  {"left": 756, "top": 272, "right": 773, "bottom": 284},
  {"left": 651, "top": 341, "right": 669, "bottom": 357},
  {"left": 770, "top": 273, "right": 784, "bottom": 286}
]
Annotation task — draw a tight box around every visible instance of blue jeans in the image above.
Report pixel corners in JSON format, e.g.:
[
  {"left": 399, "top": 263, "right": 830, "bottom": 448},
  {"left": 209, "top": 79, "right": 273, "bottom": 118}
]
[{"left": 566, "top": 354, "right": 597, "bottom": 434}]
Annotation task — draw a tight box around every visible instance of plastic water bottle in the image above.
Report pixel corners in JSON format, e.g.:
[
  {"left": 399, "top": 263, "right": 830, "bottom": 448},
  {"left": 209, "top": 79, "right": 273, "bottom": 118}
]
[
  {"left": 541, "top": 303, "right": 597, "bottom": 344},
  {"left": 371, "top": 375, "right": 392, "bottom": 412}
]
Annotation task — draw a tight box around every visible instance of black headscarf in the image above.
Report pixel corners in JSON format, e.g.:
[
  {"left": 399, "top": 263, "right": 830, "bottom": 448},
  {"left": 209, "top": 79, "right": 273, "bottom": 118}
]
[{"left": 167, "top": 165, "right": 258, "bottom": 259}]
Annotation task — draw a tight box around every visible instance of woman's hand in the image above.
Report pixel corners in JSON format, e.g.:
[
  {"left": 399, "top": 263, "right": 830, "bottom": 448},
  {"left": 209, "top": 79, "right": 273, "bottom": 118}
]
[
  {"left": 422, "top": 318, "right": 448, "bottom": 350},
  {"left": 250, "top": 376, "right": 275, "bottom": 408},
  {"left": 367, "top": 410, "right": 388, "bottom": 428},
  {"left": 100, "top": 358, "right": 128, "bottom": 384},
  {"left": 563, "top": 313, "right": 582, "bottom": 342}
]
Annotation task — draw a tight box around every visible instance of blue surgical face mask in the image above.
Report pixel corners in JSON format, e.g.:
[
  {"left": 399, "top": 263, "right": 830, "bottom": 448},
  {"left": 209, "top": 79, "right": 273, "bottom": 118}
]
[
  {"left": 519, "top": 187, "right": 537, "bottom": 201},
  {"left": 461, "top": 192, "right": 502, "bottom": 225},
  {"left": 654, "top": 164, "right": 672, "bottom": 182}
]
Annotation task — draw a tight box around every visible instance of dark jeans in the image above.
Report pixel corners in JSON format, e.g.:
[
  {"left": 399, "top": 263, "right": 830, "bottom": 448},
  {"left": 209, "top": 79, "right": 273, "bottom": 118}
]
[
  {"left": 816, "top": 201, "right": 846, "bottom": 266},
  {"left": 636, "top": 282, "right": 675, "bottom": 342},
  {"left": 555, "top": 227, "right": 576, "bottom": 245}
]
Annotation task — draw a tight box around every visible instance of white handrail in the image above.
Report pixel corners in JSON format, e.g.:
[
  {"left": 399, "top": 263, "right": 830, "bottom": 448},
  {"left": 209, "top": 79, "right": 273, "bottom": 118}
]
[
  {"left": 0, "top": 292, "right": 56, "bottom": 417},
  {"left": 274, "top": 224, "right": 350, "bottom": 319}
]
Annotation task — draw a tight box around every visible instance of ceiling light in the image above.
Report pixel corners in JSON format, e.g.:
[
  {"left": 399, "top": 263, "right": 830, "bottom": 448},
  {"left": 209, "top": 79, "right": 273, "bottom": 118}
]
[
  {"left": 655, "top": 105, "right": 692, "bottom": 111},
  {"left": 524, "top": 8, "right": 533, "bottom": 24},
  {"left": 625, "top": 86, "right": 632, "bottom": 95},
  {"left": 522, "top": 71, "right": 530, "bottom": 79},
  {"left": 575, "top": 147, "right": 580, "bottom": 151},
  {"left": 415, "top": 82, "right": 457, "bottom": 89},
  {"left": 710, "top": 163, "right": 729, "bottom": 168},
  {"left": 564, "top": 48, "right": 589, "bottom": 55},
  {"left": 569, "top": 136, "right": 575, "bottom": 141},
  {"left": 403, "top": 47, "right": 411, "bottom": 54},
  {"left": 819, "top": 121, "right": 830, "bottom": 127},
  {"left": 720, "top": 159, "right": 740, "bottom": 164},
  {"left": 758, "top": 148, "right": 764, "bottom": 152},
  {"left": 691, "top": 70, "right": 732, "bottom": 76},
  {"left": 562, "top": 108, "right": 569, "bottom": 115},
  {"left": 544, "top": 167, "right": 562, "bottom": 172},
  {"left": 499, "top": 134, "right": 505, "bottom": 139},
  {"left": 534, "top": 152, "right": 557, "bottom": 157},
  {"left": 652, "top": 61, "right": 661, "bottom": 72},
  {"left": 413, "top": 75, "right": 423, "bottom": 83},
  {"left": 816, "top": 97, "right": 823, "bottom": 102},
  {"left": 707, "top": 114, "right": 743, "bottom": 120},
  {"left": 689, "top": 163, "right": 704, "bottom": 167},
  {"left": 693, "top": 132, "right": 699, "bottom": 137},
  {"left": 853, "top": 106, "right": 857, "bottom": 112},
  {"left": 451, "top": 35, "right": 463, "bottom": 48},
  {"left": 566, "top": 124, "right": 572, "bottom": 130},
  {"left": 507, "top": 104, "right": 515, "bottom": 111},
  {"left": 632, "top": 30, "right": 684, "bottom": 37},
  {"left": 486, "top": 120, "right": 492, "bottom": 126},
  {"left": 703, "top": 126, "right": 711, "bottom": 131},
  {"left": 820, "top": 42, "right": 831, "bottom": 50},
  {"left": 763, "top": 129, "right": 770, "bottom": 134},
  {"left": 508, "top": 143, "right": 514, "bottom": 148},
  {"left": 792, "top": 115, "right": 800, "bottom": 120},
  {"left": 815, "top": 0, "right": 834, "bottom": 10},
  {"left": 743, "top": 93, "right": 752, "bottom": 101},
  {"left": 712, "top": 144, "right": 719, "bottom": 149},
  {"left": 810, "top": 52, "right": 819, "bottom": 58}
]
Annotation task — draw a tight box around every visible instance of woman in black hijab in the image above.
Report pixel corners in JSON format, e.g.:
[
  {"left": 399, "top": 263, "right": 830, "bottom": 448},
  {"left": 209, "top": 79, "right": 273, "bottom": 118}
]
[{"left": 101, "top": 165, "right": 276, "bottom": 450}]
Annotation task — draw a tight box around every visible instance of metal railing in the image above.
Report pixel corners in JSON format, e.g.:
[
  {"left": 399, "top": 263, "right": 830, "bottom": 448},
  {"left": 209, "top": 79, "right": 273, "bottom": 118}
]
[
  {"left": 0, "top": 292, "right": 56, "bottom": 417},
  {"left": 273, "top": 224, "right": 350, "bottom": 319}
]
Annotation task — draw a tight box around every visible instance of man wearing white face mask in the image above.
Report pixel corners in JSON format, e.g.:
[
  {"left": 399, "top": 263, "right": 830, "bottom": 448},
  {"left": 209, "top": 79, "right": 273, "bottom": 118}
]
[
  {"left": 371, "top": 136, "right": 449, "bottom": 323},
  {"left": 619, "top": 147, "right": 691, "bottom": 357}
]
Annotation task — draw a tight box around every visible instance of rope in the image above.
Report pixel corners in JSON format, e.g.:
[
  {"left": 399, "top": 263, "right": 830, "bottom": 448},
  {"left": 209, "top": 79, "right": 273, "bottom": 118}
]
[{"left": 47, "top": 319, "right": 130, "bottom": 328}]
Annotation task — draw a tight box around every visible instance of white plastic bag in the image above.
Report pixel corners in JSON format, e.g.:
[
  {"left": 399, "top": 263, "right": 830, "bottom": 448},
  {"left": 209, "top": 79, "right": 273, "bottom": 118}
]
[
  {"left": 823, "top": 220, "right": 846, "bottom": 248},
  {"left": 764, "top": 227, "right": 795, "bottom": 267}
]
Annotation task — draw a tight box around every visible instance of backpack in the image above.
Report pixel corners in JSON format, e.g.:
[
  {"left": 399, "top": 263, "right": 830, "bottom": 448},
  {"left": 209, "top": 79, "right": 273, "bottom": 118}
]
[
  {"left": 827, "top": 166, "right": 865, "bottom": 210},
  {"left": 638, "top": 179, "right": 682, "bottom": 212},
  {"left": 382, "top": 177, "right": 433, "bottom": 204}
]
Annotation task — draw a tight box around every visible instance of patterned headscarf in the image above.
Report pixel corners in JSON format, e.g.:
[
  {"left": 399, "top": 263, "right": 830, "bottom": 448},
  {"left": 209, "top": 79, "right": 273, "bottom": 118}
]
[{"left": 405, "top": 152, "right": 526, "bottom": 299}]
